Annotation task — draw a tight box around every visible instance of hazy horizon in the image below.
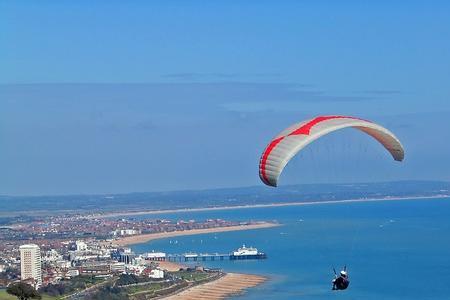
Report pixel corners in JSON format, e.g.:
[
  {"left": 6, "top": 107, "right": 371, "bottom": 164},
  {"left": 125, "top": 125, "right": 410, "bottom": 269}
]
[{"left": 1, "top": 179, "right": 448, "bottom": 199}]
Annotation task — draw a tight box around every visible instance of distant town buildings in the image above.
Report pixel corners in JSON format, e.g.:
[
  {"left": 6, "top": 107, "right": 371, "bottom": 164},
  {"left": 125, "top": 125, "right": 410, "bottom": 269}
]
[
  {"left": 75, "top": 240, "right": 88, "bottom": 251},
  {"left": 0, "top": 215, "right": 259, "bottom": 289},
  {"left": 117, "top": 248, "right": 135, "bottom": 264},
  {"left": 19, "top": 244, "right": 42, "bottom": 288},
  {"left": 0, "top": 215, "right": 243, "bottom": 243},
  {"left": 115, "top": 229, "right": 141, "bottom": 236},
  {"left": 110, "top": 262, "right": 126, "bottom": 273}
]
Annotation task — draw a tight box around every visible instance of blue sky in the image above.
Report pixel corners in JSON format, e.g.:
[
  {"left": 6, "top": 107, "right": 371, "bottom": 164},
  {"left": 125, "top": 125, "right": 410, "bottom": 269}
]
[{"left": 1, "top": 1, "right": 449, "bottom": 195}]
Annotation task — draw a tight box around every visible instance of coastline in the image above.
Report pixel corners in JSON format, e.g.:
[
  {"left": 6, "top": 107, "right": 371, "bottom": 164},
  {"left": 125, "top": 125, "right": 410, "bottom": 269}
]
[
  {"left": 116, "top": 222, "right": 280, "bottom": 246},
  {"left": 93, "top": 194, "right": 449, "bottom": 219},
  {"left": 161, "top": 273, "right": 267, "bottom": 300}
]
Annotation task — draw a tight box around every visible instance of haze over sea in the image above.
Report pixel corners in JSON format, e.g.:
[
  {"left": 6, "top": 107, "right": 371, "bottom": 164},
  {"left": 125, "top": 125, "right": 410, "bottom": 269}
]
[{"left": 131, "top": 198, "right": 450, "bottom": 300}]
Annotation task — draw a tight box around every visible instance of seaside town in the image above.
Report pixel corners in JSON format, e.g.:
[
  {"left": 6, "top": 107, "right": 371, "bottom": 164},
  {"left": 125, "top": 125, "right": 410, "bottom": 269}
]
[{"left": 0, "top": 214, "right": 272, "bottom": 299}]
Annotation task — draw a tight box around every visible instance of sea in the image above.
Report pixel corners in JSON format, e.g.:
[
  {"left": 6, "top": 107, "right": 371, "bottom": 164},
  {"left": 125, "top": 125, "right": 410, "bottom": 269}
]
[{"left": 130, "top": 198, "right": 450, "bottom": 300}]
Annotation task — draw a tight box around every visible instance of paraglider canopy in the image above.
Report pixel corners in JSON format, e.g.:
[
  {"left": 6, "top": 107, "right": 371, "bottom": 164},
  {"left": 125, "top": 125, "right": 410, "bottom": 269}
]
[{"left": 259, "top": 115, "right": 404, "bottom": 187}]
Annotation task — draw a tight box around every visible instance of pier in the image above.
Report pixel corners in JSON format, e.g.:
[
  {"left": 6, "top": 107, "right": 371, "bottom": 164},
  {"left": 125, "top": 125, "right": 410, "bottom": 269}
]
[
  {"left": 144, "top": 245, "right": 267, "bottom": 262},
  {"left": 165, "top": 252, "right": 267, "bottom": 262}
]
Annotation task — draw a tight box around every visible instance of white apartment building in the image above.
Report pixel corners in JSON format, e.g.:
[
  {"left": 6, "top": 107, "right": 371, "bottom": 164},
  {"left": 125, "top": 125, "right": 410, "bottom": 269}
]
[{"left": 19, "top": 244, "right": 42, "bottom": 288}]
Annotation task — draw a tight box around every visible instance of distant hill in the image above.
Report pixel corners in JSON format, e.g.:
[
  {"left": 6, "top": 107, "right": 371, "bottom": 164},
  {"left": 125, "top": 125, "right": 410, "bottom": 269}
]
[{"left": 0, "top": 180, "right": 449, "bottom": 217}]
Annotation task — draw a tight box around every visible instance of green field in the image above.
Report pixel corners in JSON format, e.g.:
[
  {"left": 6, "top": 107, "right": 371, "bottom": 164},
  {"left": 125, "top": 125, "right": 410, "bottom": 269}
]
[
  {"left": 0, "top": 289, "right": 57, "bottom": 300},
  {"left": 171, "top": 270, "right": 211, "bottom": 282}
]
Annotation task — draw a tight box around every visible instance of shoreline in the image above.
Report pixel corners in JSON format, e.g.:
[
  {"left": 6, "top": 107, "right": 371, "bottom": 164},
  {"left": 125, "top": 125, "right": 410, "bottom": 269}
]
[
  {"left": 93, "top": 194, "right": 449, "bottom": 219},
  {"left": 161, "top": 272, "right": 267, "bottom": 300},
  {"left": 116, "top": 222, "right": 280, "bottom": 246}
]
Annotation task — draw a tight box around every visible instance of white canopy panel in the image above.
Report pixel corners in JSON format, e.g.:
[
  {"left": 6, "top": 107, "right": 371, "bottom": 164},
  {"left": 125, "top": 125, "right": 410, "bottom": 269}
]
[{"left": 259, "top": 115, "right": 405, "bottom": 187}]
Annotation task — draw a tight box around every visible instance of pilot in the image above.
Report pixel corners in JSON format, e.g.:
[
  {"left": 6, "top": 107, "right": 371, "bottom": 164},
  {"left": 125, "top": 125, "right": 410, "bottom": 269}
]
[{"left": 332, "top": 270, "right": 350, "bottom": 290}]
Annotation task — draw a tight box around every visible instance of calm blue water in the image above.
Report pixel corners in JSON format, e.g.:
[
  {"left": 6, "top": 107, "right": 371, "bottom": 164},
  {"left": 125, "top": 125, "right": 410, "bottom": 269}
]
[{"left": 131, "top": 198, "right": 450, "bottom": 300}]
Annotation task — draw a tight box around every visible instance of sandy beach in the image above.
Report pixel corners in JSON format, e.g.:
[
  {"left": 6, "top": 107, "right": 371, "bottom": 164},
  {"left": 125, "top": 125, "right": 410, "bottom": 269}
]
[
  {"left": 116, "top": 222, "right": 279, "bottom": 246},
  {"left": 162, "top": 273, "right": 267, "bottom": 300}
]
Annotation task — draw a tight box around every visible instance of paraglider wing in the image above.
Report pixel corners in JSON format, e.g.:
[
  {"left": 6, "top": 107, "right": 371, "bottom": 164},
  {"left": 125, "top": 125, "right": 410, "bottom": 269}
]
[{"left": 259, "top": 116, "right": 404, "bottom": 187}]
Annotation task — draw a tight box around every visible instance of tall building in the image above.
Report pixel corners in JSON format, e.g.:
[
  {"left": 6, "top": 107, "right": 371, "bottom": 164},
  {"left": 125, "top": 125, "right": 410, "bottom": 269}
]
[{"left": 19, "top": 244, "right": 42, "bottom": 288}]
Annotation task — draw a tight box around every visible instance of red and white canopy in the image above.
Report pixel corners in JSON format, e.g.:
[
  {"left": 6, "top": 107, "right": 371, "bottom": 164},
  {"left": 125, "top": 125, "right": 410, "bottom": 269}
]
[{"left": 259, "top": 115, "right": 405, "bottom": 187}]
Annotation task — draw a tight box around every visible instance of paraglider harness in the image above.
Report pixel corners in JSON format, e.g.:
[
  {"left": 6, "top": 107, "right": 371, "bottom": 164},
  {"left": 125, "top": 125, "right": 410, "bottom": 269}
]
[{"left": 332, "top": 266, "right": 350, "bottom": 290}]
